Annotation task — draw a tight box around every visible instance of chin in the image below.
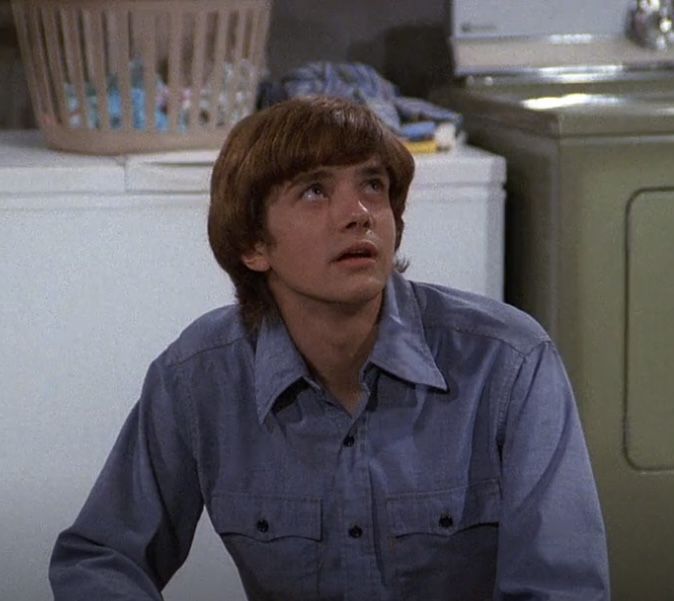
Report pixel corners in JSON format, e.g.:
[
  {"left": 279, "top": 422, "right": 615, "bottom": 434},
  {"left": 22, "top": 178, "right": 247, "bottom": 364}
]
[{"left": 332, "top": 279, "right": 387, "bottom": 306}]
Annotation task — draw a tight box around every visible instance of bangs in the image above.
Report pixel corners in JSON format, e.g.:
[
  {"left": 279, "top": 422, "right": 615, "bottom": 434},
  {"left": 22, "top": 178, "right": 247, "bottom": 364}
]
[
  {"left": 266, "top": 105, "right": 384, "bottom": 183},
  {"left": 238, "top": 97, "right": 413, "bottom": 210}
]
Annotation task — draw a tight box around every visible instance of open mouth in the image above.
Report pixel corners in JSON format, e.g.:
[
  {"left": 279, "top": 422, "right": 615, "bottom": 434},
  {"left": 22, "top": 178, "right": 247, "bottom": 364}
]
[{"left": 336, "top": 243, "right": 378, "bottom": 262}]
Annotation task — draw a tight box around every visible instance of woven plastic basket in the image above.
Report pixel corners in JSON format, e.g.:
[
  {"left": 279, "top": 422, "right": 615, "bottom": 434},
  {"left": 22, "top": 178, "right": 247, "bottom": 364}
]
[{"left": 11, "top": 0, "right": 271, "bottom": 154}]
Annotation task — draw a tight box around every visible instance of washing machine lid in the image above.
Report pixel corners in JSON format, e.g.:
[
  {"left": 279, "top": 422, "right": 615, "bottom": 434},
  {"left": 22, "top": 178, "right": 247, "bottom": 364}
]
[
  {"left": 0, "top": 131, "right": 125, "bottom": 195},
  {"left": 413, "top": 145, "right": 506, "bottom": 189},
  {"left": 124, "top": 150, "right": 218, "bottom": 193},
  {"left": 449, "top": 0, "right": 674, "bottom": 78},
  {"left": 124, "top": 144, "right": 507, "bottom": 193},
  {"left": 0, "top": 131, "right": 506, "bottom": 196},
  {"left": 443, "top": 84, "right": 674, "bottom": 137}
]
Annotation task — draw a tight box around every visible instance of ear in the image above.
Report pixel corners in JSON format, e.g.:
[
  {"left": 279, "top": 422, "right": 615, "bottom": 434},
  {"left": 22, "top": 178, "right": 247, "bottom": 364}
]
[{"left": 241, "top": 242, "right": 271, "bottom": 273}]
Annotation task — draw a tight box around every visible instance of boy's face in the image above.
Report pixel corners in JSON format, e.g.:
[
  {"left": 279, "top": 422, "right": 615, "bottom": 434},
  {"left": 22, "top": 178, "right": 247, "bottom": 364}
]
[{"left": 241, "top": 156, "right": 396, "bottom": 314}]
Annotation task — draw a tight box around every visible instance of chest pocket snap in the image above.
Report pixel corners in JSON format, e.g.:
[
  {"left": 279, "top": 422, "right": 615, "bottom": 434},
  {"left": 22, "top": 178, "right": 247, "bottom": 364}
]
[
  {"left": 212, "top": 492, "right": 322, "bottom": 541},
  {"left": 210, "top": 493, "right": 322, "bottom": 599},
  {"left": 387, "top": 478, "right": 500, "bottom": 537},
  {"left": 386, "top": 479, "right": 501, "bottom": 601}
]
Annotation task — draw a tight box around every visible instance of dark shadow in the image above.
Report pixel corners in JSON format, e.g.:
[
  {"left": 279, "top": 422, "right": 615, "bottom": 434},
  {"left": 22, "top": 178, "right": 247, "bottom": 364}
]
[{"left": 348, "top": 24, "right": 452, "bottom": 99}]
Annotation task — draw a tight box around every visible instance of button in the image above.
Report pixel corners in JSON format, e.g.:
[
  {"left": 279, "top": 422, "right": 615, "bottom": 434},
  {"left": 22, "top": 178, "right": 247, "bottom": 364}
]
[
  {"left": 256, "top": 519, "right": 269, "bottom": 533},
  {"left": 343, "top": 435, "right": 355, "bottom": 447},
  {"left": 348, "top": 525, "right": 363, "bottom": 538},
  {"left": 438, "top": 514, "right": 453, "bottom": 529}
]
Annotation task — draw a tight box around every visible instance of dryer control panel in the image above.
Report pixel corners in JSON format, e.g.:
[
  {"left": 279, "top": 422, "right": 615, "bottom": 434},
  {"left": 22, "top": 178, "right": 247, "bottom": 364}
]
[
  {"left": 450, "top": 0, "right": 629, "bottom": 39},
  {"left": 447, "top": 0, "right": 674, "bottom": 76}
]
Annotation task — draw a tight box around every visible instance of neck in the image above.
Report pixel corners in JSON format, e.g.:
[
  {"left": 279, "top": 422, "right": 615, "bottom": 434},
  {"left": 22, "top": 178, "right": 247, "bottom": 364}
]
[{"left": 275, "top": 294, "right": 383, "bottom": 413}]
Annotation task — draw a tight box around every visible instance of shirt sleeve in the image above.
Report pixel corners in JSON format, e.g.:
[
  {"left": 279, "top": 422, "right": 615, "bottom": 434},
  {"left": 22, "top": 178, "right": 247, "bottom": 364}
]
[
  {"left": 494, "top": 340, "right": 611, "bottom": 600},
  {"left": 49, "top": 354, "right": 204, "bottom": 600}
]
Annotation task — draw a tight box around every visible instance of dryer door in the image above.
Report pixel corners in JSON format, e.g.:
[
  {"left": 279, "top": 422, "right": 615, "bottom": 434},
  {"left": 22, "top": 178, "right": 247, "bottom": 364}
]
[{"left": 626, "top": 189, "right": 674, "bottom": 469}]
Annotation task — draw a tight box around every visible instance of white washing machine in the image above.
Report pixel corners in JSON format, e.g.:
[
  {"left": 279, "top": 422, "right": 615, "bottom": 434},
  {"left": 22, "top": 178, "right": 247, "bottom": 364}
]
[{"left": 0, "top": 130, "right": 505, "bottom": 601}]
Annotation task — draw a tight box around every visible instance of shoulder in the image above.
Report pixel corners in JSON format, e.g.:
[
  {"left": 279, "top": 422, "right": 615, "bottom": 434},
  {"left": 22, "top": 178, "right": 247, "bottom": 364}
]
[
  {"left": 162, "top": 304, "right": 252, "bottom": 367},
  {"left": 407, "top": 279, "right": 549, "bottom": 357}
]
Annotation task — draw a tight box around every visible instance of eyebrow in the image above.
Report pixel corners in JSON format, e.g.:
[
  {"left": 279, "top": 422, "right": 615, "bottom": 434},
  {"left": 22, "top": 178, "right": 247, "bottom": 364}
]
[
  {"left": 287, "top": 169, "right": 333, "bottom": 189},
  {"left": 286, "top": 161, "right": 389, "bottom": 190},
  {"left": 356, "top": 163, "right": 389, "bottom": 179}
]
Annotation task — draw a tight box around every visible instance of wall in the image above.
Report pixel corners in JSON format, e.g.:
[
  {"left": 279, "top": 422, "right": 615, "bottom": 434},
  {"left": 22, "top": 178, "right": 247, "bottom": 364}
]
[
  {"left": 266, "top": 0, "right": 451, "bottom": 96},
  {"left": 0, "top": 0, "right": 451, "bottom": 128},
  {"left": 0, "top": 0, "right": 34, "bottom": 128}
]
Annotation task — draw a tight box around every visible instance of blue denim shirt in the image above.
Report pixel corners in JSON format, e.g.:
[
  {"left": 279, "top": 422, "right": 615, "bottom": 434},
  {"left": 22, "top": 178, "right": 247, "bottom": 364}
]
[{"left": 50, "top": 273, "right": 610, "bottom": 600}]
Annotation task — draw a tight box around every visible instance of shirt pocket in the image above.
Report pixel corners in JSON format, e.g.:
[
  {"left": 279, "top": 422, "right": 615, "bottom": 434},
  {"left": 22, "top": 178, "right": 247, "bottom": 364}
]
[
  {"left": 210, "top": 492, "right": 322, "bottom": 600},
  {"left": 386, "top": 479, "right": 501, "bottom": 601}
]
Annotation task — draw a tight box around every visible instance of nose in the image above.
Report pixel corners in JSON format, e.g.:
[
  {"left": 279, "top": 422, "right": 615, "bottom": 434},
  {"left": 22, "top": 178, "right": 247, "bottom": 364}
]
[
  {"left": 346, "top": 201, "right": 372, "bottom": 230},
  {"left": 338, "top": 190, "right": 373, "bottom": 231}
]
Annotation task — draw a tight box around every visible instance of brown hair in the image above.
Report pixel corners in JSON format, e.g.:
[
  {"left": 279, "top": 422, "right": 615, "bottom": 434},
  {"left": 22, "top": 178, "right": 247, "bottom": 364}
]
[{"left": 208, "top": 96, "right": 415, "bottom": 330}]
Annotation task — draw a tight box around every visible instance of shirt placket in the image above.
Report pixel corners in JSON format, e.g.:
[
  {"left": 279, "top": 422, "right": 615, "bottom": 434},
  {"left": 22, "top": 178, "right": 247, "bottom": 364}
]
[{"left": 331, "top": 378, "right": 382, "bottom": 601}]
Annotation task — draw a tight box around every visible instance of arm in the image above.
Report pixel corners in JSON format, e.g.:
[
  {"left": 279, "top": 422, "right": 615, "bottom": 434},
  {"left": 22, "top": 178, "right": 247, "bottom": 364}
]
[
  {"left": 49, "top": 354, "right": 203, "bottom": 600},
  {"left": 495, "top": 341, "right": 610, "bottom": 600}
]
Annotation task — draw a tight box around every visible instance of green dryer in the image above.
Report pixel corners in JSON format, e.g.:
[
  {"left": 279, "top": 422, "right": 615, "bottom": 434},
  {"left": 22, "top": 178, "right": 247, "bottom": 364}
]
[
  {"left": 435, "top": 69, "right": 674, "bottom": 601},
  {"left": 436, "top": 2, "right": 674, "bottom": 599}
]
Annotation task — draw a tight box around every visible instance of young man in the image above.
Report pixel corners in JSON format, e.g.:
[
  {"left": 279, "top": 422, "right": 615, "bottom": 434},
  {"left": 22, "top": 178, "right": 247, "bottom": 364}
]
[{"left": 50, "top": 97, "right": 610, "bottom": 600}]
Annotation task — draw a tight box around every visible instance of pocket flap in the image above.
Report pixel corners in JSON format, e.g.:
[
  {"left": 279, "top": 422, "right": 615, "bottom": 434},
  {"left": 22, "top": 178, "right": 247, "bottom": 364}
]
[
  {"left": 211, "top": 493, "right": 322, "bottom": 542},
  {"left": 386, "top": 479, "right": 500, "bottom": 537}
]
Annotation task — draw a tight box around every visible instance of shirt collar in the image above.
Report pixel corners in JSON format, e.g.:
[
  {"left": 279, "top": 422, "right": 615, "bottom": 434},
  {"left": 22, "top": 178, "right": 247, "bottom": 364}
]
[
  {"left": 253, "top": 272, "right": 447, "bottom": 423},
  {"left": 368, "top": 272, "right": 448, "bottom": 391},
  {"left": 254, "top": 315, "right": 314, "bottom": 424}
]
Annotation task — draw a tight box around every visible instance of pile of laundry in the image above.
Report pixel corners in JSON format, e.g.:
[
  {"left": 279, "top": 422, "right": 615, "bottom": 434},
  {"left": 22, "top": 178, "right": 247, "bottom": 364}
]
[
  {"left": 259, "top": 61, "right": 463, "bottom": 152},
  {"left": 59, "top": 59, "right": 461, "bottom": 152},
  {"left": 62, "top": 59, "right": 258, "bottom": 132}
]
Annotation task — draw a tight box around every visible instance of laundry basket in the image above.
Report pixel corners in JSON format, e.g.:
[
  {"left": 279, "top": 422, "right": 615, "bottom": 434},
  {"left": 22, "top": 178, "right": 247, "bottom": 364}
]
[{"left": 11, "top": 0, "right": 271, "bottom": 154}]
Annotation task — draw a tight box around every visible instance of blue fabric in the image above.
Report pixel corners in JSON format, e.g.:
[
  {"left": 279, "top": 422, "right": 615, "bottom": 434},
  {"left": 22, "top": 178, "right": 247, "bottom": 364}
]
[
  {"left": 398, "top": 120, "right": 436, "bottom": 141},
  {"left": 64, "top": 61, "right": 170, "bottom": 131},
  {"left": 50, "top": 273, "right": 610, "bottom": 601},
  {"left": 258, "top": 61, "right": 463, "bottom": 137},
  {"left": 62, "top": 59, "right": 258, "bottom": 132}
]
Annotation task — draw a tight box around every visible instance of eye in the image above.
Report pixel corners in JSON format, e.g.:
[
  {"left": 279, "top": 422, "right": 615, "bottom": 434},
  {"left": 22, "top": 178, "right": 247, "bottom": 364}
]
[
  {"left": 300, "top": 183, "right": 326, "bottom": 201},
  {"left": 364, "top": 177, "right": 388, "bottom": 194}
]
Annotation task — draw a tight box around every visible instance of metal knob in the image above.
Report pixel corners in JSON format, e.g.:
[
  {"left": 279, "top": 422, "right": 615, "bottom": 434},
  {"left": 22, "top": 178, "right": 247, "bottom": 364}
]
[{"left": 628, "top": 0, "right": 674, "bottom": 50}]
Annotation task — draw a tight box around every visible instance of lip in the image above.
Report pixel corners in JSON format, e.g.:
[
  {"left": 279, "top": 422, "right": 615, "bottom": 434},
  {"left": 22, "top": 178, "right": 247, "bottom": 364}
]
[{"left": 333, "top": 240, "right": 379, "bottom": 263}]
